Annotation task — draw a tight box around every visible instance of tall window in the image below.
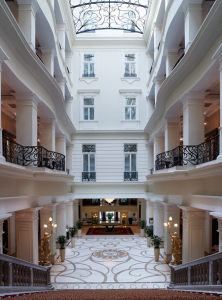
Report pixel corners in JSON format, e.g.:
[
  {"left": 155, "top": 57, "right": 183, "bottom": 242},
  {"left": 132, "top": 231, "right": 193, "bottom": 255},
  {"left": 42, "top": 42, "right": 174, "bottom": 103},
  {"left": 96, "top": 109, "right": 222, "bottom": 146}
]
[
  {"left": 83, "top": 145, "right": 95, "bottom": 173},
  {"left": 83, "top": 54, "right": 95, "bottom": 77},
  {"left": 125, "top": 97, "right": 136, "bottom": 120},
  {"left": 124, "top": 144, "right": 138, "bottom": 181},
  {"left": 83, "top": 98, "right": 94, "bottom": 120},
  {"left": 124, "top": 54, "right": 136, "bottom": 77}
]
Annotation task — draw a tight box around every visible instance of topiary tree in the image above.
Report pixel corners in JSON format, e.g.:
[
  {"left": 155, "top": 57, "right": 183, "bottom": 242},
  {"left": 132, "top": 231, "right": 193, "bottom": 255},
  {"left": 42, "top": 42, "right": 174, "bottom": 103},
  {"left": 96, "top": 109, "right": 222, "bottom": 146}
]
[
  {"left": 69, "top": 226, "right": 78, "bottom": 238},
  {"left": 56, "top": 235, "right": 67, "bottom": 249},
  {"left": 151, "top": 235, "right": 164, "bottom": 249},
  {"left": 145, "top": 226, "right": 153, "bottom": 237},
  {"left": 139, "top": 220, "right": 146, "bottom": 229},
  {"left": 76, "top": 220, "right": 83, "bottom": 229}
]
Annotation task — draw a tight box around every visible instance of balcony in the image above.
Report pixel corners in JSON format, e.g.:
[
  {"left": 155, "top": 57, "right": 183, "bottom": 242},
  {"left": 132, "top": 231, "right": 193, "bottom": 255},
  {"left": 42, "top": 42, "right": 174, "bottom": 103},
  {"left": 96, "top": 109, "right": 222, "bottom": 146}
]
[
  {"left": 123, "top": 73, "right": 137, "bottom": 77},
  {"left": 82, "top": 198, "right": 137, "bottom": 206},
  {"left": 82, "top": 172, "right": 96, "bottom": 182},
  {"left": 82, "top": 73, "right": 95, "bottom": 77},
  {"left": 155, "top": 135, "right": 219, "bottom": 171},
  {"left": 2, "top": 136, "right": 65, "bottom": 171},
  {"left": 124, "top": 172, "right": 138, "bottom": 181}
]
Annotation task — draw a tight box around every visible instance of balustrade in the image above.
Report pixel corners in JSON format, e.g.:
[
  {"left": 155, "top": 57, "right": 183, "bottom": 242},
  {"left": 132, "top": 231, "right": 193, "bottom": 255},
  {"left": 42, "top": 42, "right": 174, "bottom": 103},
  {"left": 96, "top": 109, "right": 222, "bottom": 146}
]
[
  {"left": 0, "top": 254, "right": 53, "bottom": 293},
  {"left": 2, "top": 136, "right": 65, "bottom": 171},
  {"left": 155, "top": 135, "right": 219, "bottom": 171},
  {"left": 124, "top": 171, "right": 138, "bottom": 181},
  {"left": 168, "top": 252, "right": 222, "bottom": 291}
]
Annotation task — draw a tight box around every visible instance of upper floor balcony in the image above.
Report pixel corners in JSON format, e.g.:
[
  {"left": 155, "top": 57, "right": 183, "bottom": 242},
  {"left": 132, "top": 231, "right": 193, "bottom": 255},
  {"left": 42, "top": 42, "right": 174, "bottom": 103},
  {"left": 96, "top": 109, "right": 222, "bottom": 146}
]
[{"left": 82, "top": 198, "right": 138, "bottom": 206}]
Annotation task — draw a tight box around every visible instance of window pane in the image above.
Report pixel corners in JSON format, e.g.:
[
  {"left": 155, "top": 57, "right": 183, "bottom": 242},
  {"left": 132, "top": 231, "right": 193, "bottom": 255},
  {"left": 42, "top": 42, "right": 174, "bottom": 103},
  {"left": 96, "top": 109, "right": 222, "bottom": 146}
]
[
  {"left": 125, "top": 54, "right": 135, "bottom": 61},
  {"left": 84, "top": 98, "right": 94, "bottom": 105},
  {"left": 125, "top": 154, "right": 130, "bottom": 171},
  {"left": 131, "top": 107, "right": 136, "bottom": 120},
  {"left": 84, "top": 54, "right": 94, "bottom": 61},
  {"left": 84, "top": 63, "right": 88, "bottom": 75},
  {"left": 90, "top": 63, "right": 94, "bottom": 75},
  {"left": 131, "top": 154, "right": 136, "bottom": 171},
  {"left": 125, "top": 107, "right": 130, "bottom": 120},
  {"left": 90, "top": 107, "right": 94, "bottom": 120},
  {"left": 90, "top": 154, "right": 95, "bottom": 171},
  {"left": 125, "top": 63, "right": 129, "bottom": 75},
  {"left": 84, "top": 108, "right": 88, "bottom": 120},
  {"left": 131, "top": 63, "right": 136, "bottom": 75},
  {"left": 83, "top": 154, "right": 88, "bottom": 171},
  {"left": 125, "top": 98, "right": 136, "bottom": 105}
]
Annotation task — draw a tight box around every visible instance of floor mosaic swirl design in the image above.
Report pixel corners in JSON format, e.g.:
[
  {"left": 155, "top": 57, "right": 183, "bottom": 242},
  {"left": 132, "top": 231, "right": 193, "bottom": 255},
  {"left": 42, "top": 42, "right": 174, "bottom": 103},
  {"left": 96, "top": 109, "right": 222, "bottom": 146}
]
[{"left": 51, "top": 237, "right": 170, "bottom": 290}]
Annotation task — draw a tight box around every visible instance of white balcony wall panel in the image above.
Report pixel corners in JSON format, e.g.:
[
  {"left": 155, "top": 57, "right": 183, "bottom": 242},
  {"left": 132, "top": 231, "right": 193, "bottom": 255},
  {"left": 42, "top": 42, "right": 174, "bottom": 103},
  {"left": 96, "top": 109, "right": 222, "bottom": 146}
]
[
  {"left": 72, "top": 49, "right": 147, "bottom": 130},
  {"left": 72, "top": 134, "right": 147, "bottom": 183}
]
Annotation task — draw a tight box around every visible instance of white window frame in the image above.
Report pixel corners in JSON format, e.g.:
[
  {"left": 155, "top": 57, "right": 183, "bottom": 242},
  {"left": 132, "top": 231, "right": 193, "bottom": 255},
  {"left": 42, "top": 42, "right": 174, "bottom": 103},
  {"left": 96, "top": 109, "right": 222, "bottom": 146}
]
[
  {"left": 124, "top": 53, "right": 137, "bottom": 77},
  {"left": 124, "top": 96, "right": 137, "bottom": 121},
  {"left": 121, "top": 52, "right": 140, "bottom": 84},
  {"left": 123, "top": 144, "right": 137, "bottom": 173},
  {"left": 79, "top": 52, "right": 98, "bottom": 83},
  {"left": 82, "top": 145, "right": 96, "bottom": 173},
  {"left": 83, "top": 97, "right": 95, "bottom": 121}
]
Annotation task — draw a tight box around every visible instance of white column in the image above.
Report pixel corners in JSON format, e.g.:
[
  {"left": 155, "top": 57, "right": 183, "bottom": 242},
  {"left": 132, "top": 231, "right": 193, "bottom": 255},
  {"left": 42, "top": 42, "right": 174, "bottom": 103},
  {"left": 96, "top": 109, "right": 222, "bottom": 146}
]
[
  {"left": 56, "top": 203, "right": 66, "bottom": 237},
  {"left": 153, "top": 202, "right": 164, "bottom": 247},
  {"left": 147, "top": 97, "right": 155, "bottom": 121},
  {"left": 65, "top": 52, "right": 73, "bottom": 74},
  {"left": 57, "top": 23, "right": 66, "bottom": 60},
  {"left": 141, "top": 199, "right": 146, "bottom": 221},
  {"left": 49, "top": 0, "right": 54, "bottom": 10},
  {"left": 165, "top": 0, "right": 169, "bottom": 10},
  {"left": 205, "top": 211, "right": 212, "bottom": 255},
  {"left": 181, "top": 92, "right": 205, "bottom": 145},
  {"left": 0, "top": 48, "right": 9, "bottom": 162},
  {"left": 55, "top": 77, "right": 66, "bottom": 99},
  {"left": 66, "top": 201, "right": 73, "bottom": 227},
  {"left": 180, "top": 206, "right": 206, "bottom": 263},
  {"left": 153, "top": 23, "right": 162, "bottom": 61},
  {"left": 146, "top": 200, "right": 153, "bottom": 225},
  {"left": 65, "top": 97, "right": 73, "bottom": 121},
  {"left": 184, "top": 0, "right": 203, "bottom": 53},
  {"left": 39, "top": 47, "right": 55, "bottom": 76},
  {"left": 163, "top": 204, "right": 180, "bottom": 264},
  {"left": 146, "top": 144, "right": 154, "bottom": 174},
  {"left": 40, "top": 119, "right": 56, "bottom": 151},
  {"left": 15, "top": 93, "right": 39, "bottom": 146},
  {"left": 154, "top": 135, "right": 165, "bottom": 168},
  {"left": 8, "top": 212, "right": 16, "bottom": 255},
  {"left": 164, "top": 118, "right": 180, "bottom": 151},
  {"left": 40, "top": 204, "right": 57, "bottom": 265},
  {"left": 15, "top": 207, "right": 42, "bottom": 264},
  {"left": 56, "top": 135, "right": 66, "bottom": 156},
  {"left": 146, "top": 51, "right": 154, "bottom": 76},
  {"left": 17, "top": 0, "right": 37, "bottom": 52},
  {"left": 66, "top": 145, "right": 73, "bottom": 172},
  {"left": 165, "top": 48, "right": 179, "bottom": 77},
  {"left": 153, "top": 77, "right": 164, "bottom": 106},
  {"left": 73, "top": 200, "right": 78, "bottom": 226},
  {"left": 212, "top": 44, "right": 222, "bottom": 161}
]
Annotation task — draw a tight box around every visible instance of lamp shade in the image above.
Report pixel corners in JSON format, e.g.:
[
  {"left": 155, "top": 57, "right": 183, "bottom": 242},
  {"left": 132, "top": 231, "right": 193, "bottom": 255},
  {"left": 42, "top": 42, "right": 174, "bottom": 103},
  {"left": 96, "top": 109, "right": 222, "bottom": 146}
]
[{"left": 105, "top": 198, "right": 115, "bottom": 203}]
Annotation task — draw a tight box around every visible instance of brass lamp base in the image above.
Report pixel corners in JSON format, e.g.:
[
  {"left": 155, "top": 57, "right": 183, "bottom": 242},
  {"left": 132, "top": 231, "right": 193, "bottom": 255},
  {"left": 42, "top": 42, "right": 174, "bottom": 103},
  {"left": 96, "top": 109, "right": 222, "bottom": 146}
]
[{"left": 41, "top": 261, "right": 51, "bottom": 266}]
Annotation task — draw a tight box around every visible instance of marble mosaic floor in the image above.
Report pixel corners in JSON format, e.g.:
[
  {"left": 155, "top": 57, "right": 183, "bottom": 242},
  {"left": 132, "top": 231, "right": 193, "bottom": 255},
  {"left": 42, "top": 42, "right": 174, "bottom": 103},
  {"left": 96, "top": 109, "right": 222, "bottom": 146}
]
[{"left": 51, "top": 236, "right": 170, "bottom": 290}]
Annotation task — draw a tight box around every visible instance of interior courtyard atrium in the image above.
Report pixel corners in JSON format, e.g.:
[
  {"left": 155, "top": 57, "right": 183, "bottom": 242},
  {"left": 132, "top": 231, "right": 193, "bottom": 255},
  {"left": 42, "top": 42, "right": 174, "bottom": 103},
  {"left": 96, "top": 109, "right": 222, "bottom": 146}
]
[{"left": 0, "top": 0, "right": 222, "bottom": 298}]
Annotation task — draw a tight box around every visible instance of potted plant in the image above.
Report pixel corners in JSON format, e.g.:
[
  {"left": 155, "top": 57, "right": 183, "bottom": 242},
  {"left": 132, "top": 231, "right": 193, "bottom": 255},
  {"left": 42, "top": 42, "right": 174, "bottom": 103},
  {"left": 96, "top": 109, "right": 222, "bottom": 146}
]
[
  {"left": 56, "top": 235, "right": 67, "bottom": 262},
  {"left": 151, "top": 235, "right": 164, "bottom": 262},
  {"left": 107, "top": 212, "right": 114, "bottom": 223},
  {"left": 69, "top": 226, "right": 78, "bottom": 248},
  {"left": 76, "top": 220, "right": 83, "bottom": 238},
  {"left": 145, "top": 226, "right": 153, "bottom": 247},
  {"left": 139, "top": 220, "right": 146, "bottom": 237},
  {"left": 133, "top": 213, "right": 136, "bottom": 220}
]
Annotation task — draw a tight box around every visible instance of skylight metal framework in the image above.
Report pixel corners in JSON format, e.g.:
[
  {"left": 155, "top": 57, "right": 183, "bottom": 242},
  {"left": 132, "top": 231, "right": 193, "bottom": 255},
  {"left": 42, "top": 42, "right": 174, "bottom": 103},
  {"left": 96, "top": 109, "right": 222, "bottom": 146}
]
[{"left": 69, "top": 0, "right": 149, "bottom": 34}]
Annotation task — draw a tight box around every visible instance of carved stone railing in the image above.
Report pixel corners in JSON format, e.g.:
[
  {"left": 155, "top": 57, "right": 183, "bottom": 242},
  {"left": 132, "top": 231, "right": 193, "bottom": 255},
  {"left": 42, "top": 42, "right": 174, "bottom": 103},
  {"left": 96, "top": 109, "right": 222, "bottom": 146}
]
[
  {"left": 0, "top": 254, "right": 53, "bottom": 293},
  {"left": 168, "top": 252, "right": 222, "bottom": 291},
  {"left": 2, "top": 136, "right": 65, "bottom": 171},
  {"left": 155, "top": 135, "right": 220, "bottom": 171},
  {"left": 124, "top": 171, "right": 138, "bottom": 181}
]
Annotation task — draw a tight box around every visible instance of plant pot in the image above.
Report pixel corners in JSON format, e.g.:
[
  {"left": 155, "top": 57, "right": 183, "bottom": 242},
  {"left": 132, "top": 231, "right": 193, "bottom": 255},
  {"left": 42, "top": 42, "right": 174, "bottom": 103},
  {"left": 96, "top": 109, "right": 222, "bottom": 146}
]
[
  {"left": 108, "top": 219, "right": 111, "bottom": 223},
  {"left": 71, "top": 237, "right": 75, "bottom": 248},
  {"left": 56, "top": 243, "right": 60, "bottom": 249},
  {"left": 60, "top": 249, "right": 65, "bottom": 262},
  {"left": 78, "top": 229, "right": 81, "bottom": 238},
  {"left": 154, "top": 248, "right": 159, "bottom": 262},
  {"left": 140, "top": 229, "right": 144, "bottom": 238},
  {"left": 147, "top": 236, "right": 151, "bottom": 247}
]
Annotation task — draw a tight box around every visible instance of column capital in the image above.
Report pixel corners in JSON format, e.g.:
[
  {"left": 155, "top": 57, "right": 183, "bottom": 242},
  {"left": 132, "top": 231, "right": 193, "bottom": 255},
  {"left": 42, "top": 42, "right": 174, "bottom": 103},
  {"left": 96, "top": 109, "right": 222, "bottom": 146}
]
[
  {"left": 40, "top": 118, "right": 57, "bottom": 126},
  {"left": 65, "top": 97, "right": 73, "bottom": 103},
  {"left": 179, "top": 206, "right": 206, "bottom": 220},
  {"left": 13, "top": 92, "right": 40, "bottom": 107},
  {"left": 39, "top": 47, "right": 56, "bottom": 57},
  {"left": 145, "top": 50, "right": 154, "bottom": 57},
  {"left": 57, "top": 22, "right": 67, "bottom": 31},
  {"left": 41, "top": 204, "right": 59, "bottom": 214},
  {"left": 55, "top": 76, "right": 67, "bottom": 84},
  {"left": 163, "top": 117, "right": 180, "bottom": 128},
  {"left": 65, "top": 52, "right": 73, "bottom": 58},
  {"left": 56, "top": 202, "right": 66, "bottom": 210},
  {"left": 146, "top": 200, "right": 153, "bottom": 207},
  {"left": 165, "top": 47, "right": 179, "bottom": 57},
  {"left": 153, "top": 22, "right": 162, "bottom": 30},
  {"left": 153, "top": 201, "right": 164, "bottom": 209},
  {"left": 15, "top": 207, "right": 42, "bottom": 221},
  {"left": 0, "top": 47, "right": 10, "bottom": 64},
  {"left": 153, "top": 76, "right": 165, "bottom": 84},
  {"left": 17, "top": 0, "right": 38, "bottom": 14},
  {"left": 67, "top": 144, "right": 74, "bottom": 150},
  {"left": 180, "top": 92, "right": 207, "bottom": 107},
  {"left": 66, "top": 201, "right": 73, "bottom": 207}
]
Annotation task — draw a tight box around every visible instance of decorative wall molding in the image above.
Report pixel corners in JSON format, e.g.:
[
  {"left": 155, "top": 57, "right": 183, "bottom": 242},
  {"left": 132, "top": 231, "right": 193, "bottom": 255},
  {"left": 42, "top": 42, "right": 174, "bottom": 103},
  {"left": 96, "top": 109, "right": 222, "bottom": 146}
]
[
  {"left": 79, "top": 77, "right": 98, "bottom": 84},
  {"left": 121, "top": 77, "right": 140, "bottom": 84},
  {"left": 182, "top": 211, "right": 206, "bottom": 220}
]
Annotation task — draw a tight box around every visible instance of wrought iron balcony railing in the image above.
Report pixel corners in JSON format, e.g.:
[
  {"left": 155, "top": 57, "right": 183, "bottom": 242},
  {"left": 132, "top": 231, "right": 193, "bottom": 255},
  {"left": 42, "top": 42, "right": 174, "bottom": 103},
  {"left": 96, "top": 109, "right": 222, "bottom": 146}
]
[
  {"left": 2, "top": 136, "right": 65, "bottom": 171},
  {"left": 124, "top": 73, "right": 137, "bottom": 77},
  {"left": 82, "top": 172, "right": 96, "bottom": 182},
  {"left": 150, "top": 168, "right": 154, "bottom": 175},
  {"left": 124, "top": 171, "right": 138, "bottom": 181},
  {"left": 82, "top": 73, "right": 95, "bottom": 77},
  {"left": 155, "top": 135, "right": 219, "bottom": 171}
]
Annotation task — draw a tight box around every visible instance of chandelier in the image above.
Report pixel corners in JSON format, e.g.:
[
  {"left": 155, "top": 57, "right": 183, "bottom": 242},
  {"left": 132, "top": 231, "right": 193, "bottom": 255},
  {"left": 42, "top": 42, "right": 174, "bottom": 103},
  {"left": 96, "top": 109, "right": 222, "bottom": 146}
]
[
  {"left": 105, "top": 198, "right": 115, "bottom": 203},
  {"left": 69, "top": 0, "right": 149, "bottom": 34}
]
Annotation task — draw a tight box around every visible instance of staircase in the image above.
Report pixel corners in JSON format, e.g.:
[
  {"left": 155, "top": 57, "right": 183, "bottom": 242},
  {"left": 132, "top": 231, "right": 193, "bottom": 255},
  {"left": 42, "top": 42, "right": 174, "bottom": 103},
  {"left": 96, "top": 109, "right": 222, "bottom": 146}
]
[
  {"left": 0, "top": 254, "right": 53, "bottom": 294},
  {"left": 168, "top": 252, "right": 222, "bottom": 292}
]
